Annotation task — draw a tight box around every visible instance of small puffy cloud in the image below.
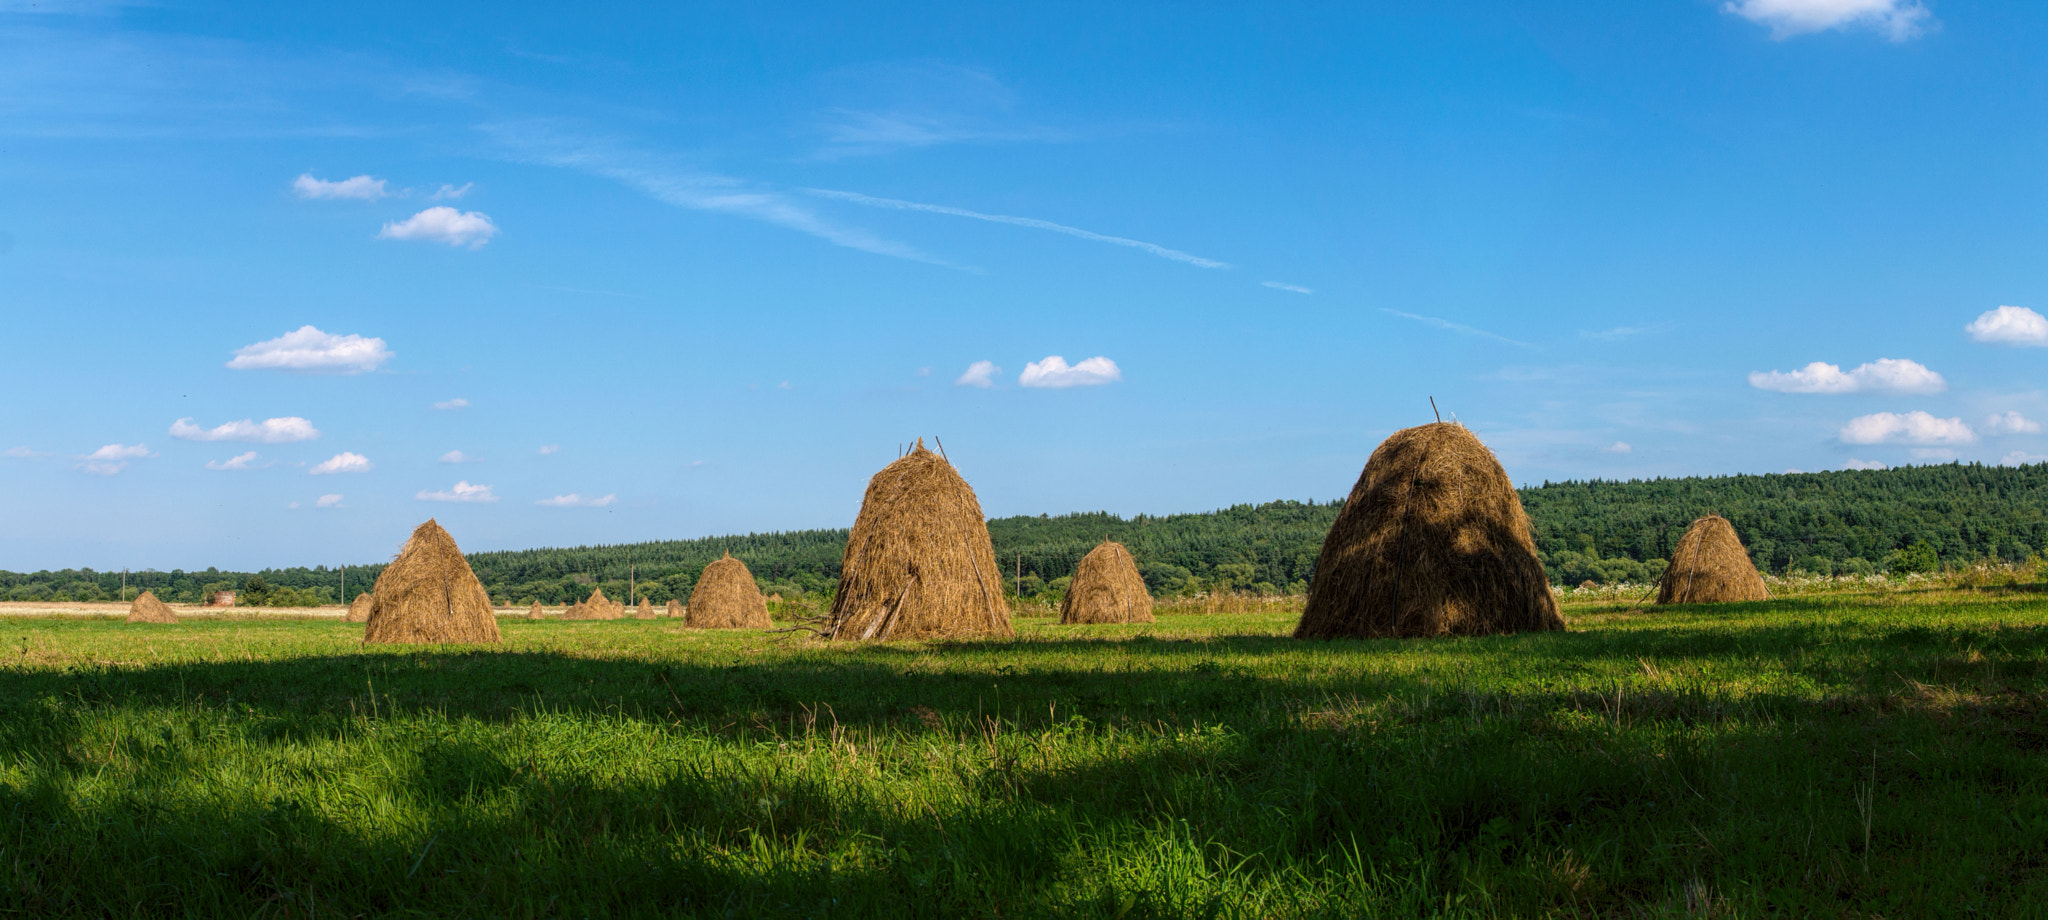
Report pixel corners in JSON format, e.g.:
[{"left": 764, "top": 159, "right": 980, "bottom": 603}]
[
  {"left": 1261, "top": 281, "right": 1314, "bottom": 294},
  {"left": 1747, "top": 358, "right": 1944, "bottom": 395},
  {"left": 308, "top": 452, "right": 373, "bottom": 475},
  {"left": 315, "top": 493, "right": 344, "bottom": 508},
  {"left": 537, "top": 444, "right": 560, "bottom": 455},
  {"left": 417, "top": 480, "right": 498, "bottom": 503},
  {"left": 537, "top": 493, "right": 617, "bottom": 507},
  {"left": 438, "top": 450, "right": 474, "bottom": 463},
  {"left": 378, "top": 206, "right": 499, "bottom": 249},
  {"left": 2002, "top": 451, "right": 2048, "bottom": 467},
  {"left": 292, "top": 173, "right": 390, "bottom": 200},
  {"left": 1839, "top": 411, "right": 1975, "bottom": 445},
  {"left": 77, "top": 443, "right": 152, "bottom": 476},
  {"left": 1965, "top": 305, "right": 2048, "bottom": 346},
  {"left": 1019, "top": 355, "right": 1122, "bottom": 388},
  {"left": 1985, "top": 411, "right": 2043, "bottom": 435},
  {"left": 170, "top": 416, "right": 320, "bottom": 443},
  {"left": 429, "top": 182, "right": 473, "bottom": 200},
  {"left": 228, "top": 325, "right": 392, "bottom": 373},
  {"left": 1601, "top": 441, "right": 1632, "bottom": 454},
  {"left": 955, "top": 360, "right": 1000, "bottom": 388},
  {"left": 1723, "top": 0, "right": 1933, "bottom": 42},
  {"left": 3, "top": 446, "right": 41, "bottom": 458},
  {"left": 205, "top": 451, "right": 265, "bottom": 471},
  {"left": 1845, "top": 458, "right": 1889, "bottom": 470},
  {"left": 432, "top": 397, "right": 470, "bottom": 410}
]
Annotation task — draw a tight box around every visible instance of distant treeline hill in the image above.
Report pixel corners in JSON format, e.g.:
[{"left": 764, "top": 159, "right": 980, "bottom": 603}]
[{"left": 8, "top": 462, "right": 2047, "bottom": 605}]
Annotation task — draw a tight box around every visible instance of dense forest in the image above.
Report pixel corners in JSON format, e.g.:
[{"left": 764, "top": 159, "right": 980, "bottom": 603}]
[{"left": 7, "top": 462, "right": 2047, "bottom": 604}]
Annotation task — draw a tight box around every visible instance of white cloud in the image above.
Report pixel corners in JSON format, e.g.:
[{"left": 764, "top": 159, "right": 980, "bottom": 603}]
[
  {"left": 1747, "top": 358, "right": 1944, "bottom": 395},
  {"left": 1845, "top": 458, "right": 1889, "bottom": 470},
  {"left": 955, "top": 360, "right": 1000, "bottom": 388},
  {"left": 3, "top": 446, "right": 41, "bottom": 458},
  {"left": 1262, "top": 281, "right": 1314, "bottom": 294},
  {"left": 1839, "top": 411, "right": 1975, "bottom": 445},
  {"left": 205, "top": 451, "right": 264, "bottom": 471},
  {"left": 378, "top": 206, "right": 499, "bottom": 249},
  {"left": 537, "top": 493, "right": 617, "bottom": 507},
  {"left": 227, "top": 325, "right": 392, "bottom": 373},
  {"left": 308, "top": 452, "right": 373, "bottom": 475},
  {"left": 1601, "top": 441, "right": 1633, "bottom": 454},
  {"left": 417, "top": 480, "right": 498, "bottom": 503},
  {"left": 1986, "top": 411, "right": 2043, "bottom": 435},
  {"left": 429, "top": 182, "right": 473, "bottom": 200},
  {"left": 2001, "top": 451, "right": 2048, "bottom": 467},
  {"left": 1723, "top": 0, "right": 1933, "bottom": 41},
  {"left": 805, "top": 188, "right": 1231, "bottom": 269},
  {"left": 292, "top": 173, "right": 390, "bottom": 200},
  {"left": 432, "top": 397, "right": 470, "bottom": 410},
  {"left": 170, "top": 416, "right": 320, "bottom": 443},
  {"left": 537, "top": 444, "right": 560, "bottom": 455},
  {"left": 77, "top": 442, "right": 152, "bottom": 476},
  {"left": 315, "top": 493, "right": 344, "bottom": 508},
  {"left": 1019, "top": 355, "right": 1122, "bottom": 388},
  {"left": 438, "top": 450, "right": 474, "bottom": 463},
  {"left": 1965, "top": 306, "right": 2048, "bottom": 346}
]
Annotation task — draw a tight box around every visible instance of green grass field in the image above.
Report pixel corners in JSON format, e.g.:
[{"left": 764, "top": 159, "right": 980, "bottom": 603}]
[{"left": 1, "top": 588, "right": 2043, "bottom": 918}]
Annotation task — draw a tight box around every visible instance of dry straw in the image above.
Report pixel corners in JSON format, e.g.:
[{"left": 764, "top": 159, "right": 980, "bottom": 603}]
[
  {"left": 1059, "top": 541, "right": 1155, "bottom": 625},
  {"left": 345, "top": 592, "right": 374, "bottom": 623},
  {"left": 686, "top": 552, "right": 771, "bottom": 629},
  {"left": 362, "top": 519, "right": 501, "bottom": 645},
  {"left": 635, "top": 597, "right": 656, "bottom": 619},
  {"left": 824, "top": 440, "right": 1012, "bottom": 641},
  {"left": 1655, "top": 514, "right": 1770, "bottom": 604},
  {"left": 1295, "top": 422, "right": 1565, "bottom": 639},
  {"left": 126, "top": 590, "right": 179, "bottom": 624},
  {"left": 528, "top": 600, "right": 545, "bottom": 620},
  {"left": 567, "top": 587, "right": 621, "bottom": 620},
  {"left": 666, "top": 599, "right": 683, "bottom": 618}
]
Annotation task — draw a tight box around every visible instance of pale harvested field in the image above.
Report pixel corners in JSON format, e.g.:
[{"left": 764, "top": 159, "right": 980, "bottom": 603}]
[{"left": 0, "top": 602, "right": 567, "bottom": 619}]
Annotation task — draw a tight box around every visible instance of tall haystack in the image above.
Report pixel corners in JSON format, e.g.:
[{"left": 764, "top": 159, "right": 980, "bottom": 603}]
[
  {"left": 126, "top": 590, "right": 179, "bottom": 624},
  {"left": 345, "top": 592, "right": 374, "bottom": 623},
  {"left": 666, "top": 599, "right": 683, "bottom": 618},
  {"left": 566, "top": 587, "right": 621, "bottom": 620},
  {"left": 1656, "top": 514, "right": 1770, "bottom": 604},
  {"left": 1059, "top": 541, "right": 1155, "bottom": 625},
  {"left": 1295, "top": 422, "right": 1565, "bottom": 639},
  {"left": 824, "top": 440, "right": 1012, "bottom": 641},
  {"left": 362, "top": 519, "right": 501, "bottom": 644},
  {"left": 635, "top": 597, "right": 655, "bottom": 619},
  {"left": 528, "top": 600, "right": 545, "bottom": 620},
  {"left": 686, "top": 552, "right": 771, "bottom": 629}
]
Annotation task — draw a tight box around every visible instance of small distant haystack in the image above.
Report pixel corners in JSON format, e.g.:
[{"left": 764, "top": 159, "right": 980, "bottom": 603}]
[
  {"left": 686, "top": 553, "right": 771, "bottom": 629},
  {"left": 345, "top": 592, "right": 374, "bottom": 623},
  {"left": 1059, "top": 541, "right": 1155, "bottom": 625},
  {"left": 567, "top": 587, "right": 621, "bottom": 620},
  {"left": 528, "top": 600, "right": 545, "bottom": 620},
  {"left": 824, "top": 440, "right": 1012, "bottom": 641},
  {"left": 126, "top": 590, "right": 179, "bottom": 624},
  {"left": 1656, "top": 515, "right": 1770, "bottom": 605},
  {"left": 363, "top": 519, "right": 502, "bottom": 645},
  {"left": 666, "top": 599, "right": 683, "bottom": 618},
  {"left": 635, "top": 597, "right": 655, "bottom": 619},
  {"left": 1295, "top": 423, "right": 1565, "bottom": 639}
]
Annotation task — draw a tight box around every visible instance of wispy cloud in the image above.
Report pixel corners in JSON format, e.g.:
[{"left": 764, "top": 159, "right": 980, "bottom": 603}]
[
  {"left": 204, "top": 451, "right": 266, "bottom": 471},
  {"left": 378, "top": 206, "right": 498, "bottom": 249},
  {"left": 432, "top": 397, "right": 469, "bottom": 410},
  {"left": 170, "top": 416, "right": 319, "bottom": 443},
  {"left": 805, "top": 189, "right": 1230, "bottom": 269},
  {"left": 292, "top": 173, "right": 390, "bottom": 200},
  {"left": 417, "top": 480, "right": 497, "bottom": 503},
  {"left": 438, "top": 450, "right": 475, "bottom": 463},
  {"left": 810, "top": 62, "right": 1068, "bottom": 159},
  {"left": 1579, "top": 324, "right": 1667, "bottom": 341},
  {"left": 537, "top": 444, "right": 560, "bottom": 455},
  {"left": 537, "top": 493, "right": 616, "bottom": 507},
  {"left": 1262, "top": 281, "right": 1314, "bottom": 294},
  {"left": 1985, "top": 411, "right": 2043, "bottom": 435},
  {"left": 1748, "top": 358, "right": 1945, "bottom": 395},
  {"left": 1380, "top": 309, "right": 1536, "bottom": 349},
  {"left": 315, "top": 493, "right": 344, "bottom": 508},
  {"left": 308, "top": 452, "right": 372, "bottom": 475},
  {"left": 955, "top": 360, "right": 1000, "bottom": 388},
  {"left": 3, "top": 446, "right": 44, "bottom": 458},
  {"left": 429, "top": 182, "right": 473, "bottom": 200},
  {"left": 76, "top": 442, "right": 152, "bottom": 476},
  {"left": 1601, "top": 441, "right": 1632, "bottom": 454},
  {"left": 228, "top": 325, "right": 391, "bottom": 373},
  {"left": 1723, "top": 0, "right": 1934, "bottom": 42},
  {"left": 1019, "top": 355, "right": 1122, "bottom": 388}
]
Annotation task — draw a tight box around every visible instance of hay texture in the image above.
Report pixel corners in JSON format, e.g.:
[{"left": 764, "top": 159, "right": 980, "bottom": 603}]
[
  {"left": 824, "top": 441, "right": 1012, "bottom": 641},
  {"left": 362, "top": 519, "right": 501, "bottom": 645},
  {"left": 1059, "top": 541, "right": 1155, "bottom": 625},
  {"left": 345, "top": 592, "right": 373, "bottom": 623},
  {"left": 126, "top": 590, "right": 179, "bottom": 624},
  {"left": 567, "top": 588, "right": 622, "bottom": 620},
  {"left": 1655, "top": 515, "right": 1770, "bottom": 604},
  {"left": 686, "top": 553, "right": 771, "bottom": 629},
  {"left": 528, "top": 600, "right": 545, "bottom": 620},
  {"left": 666, "top": 599, "right": 683, "bottom": 618},
  {"left": 1295, "top": 422, "right": 1564, "bottom": 639},
  {"left": 635, "top": 597, "right": 655, "bottom": 619}
]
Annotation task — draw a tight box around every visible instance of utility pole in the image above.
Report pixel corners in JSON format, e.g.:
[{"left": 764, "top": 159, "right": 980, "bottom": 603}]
[
  {"left": 339, "top": 565, "right": 345, "bottom": 605},
  {"left": 121, "top": 569, "right": 127, "bottom": 601}
]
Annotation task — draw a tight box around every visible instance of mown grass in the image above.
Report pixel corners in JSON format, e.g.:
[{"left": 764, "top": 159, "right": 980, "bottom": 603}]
[{"left": 0, "top": 587, "right": 2043, "bottom": 918}]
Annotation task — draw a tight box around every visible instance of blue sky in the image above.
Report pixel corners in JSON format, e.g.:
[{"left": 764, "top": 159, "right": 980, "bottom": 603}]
[{"left": 4, "top": 0, "right": 2046, "bottom": 571}]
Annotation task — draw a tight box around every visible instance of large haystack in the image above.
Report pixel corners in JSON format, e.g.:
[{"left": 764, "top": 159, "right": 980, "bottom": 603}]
[
  {"left": 1655, "top": 514, "right": 1770, "bottom": 604},
  {"left": 126, "top": 590, "right": 179, "bottom": 624},
  {"left": 566, "top": 587, "right": 621, "bottom": 621},
  {"left": 1295, "top": 422, "right": 1565, "bottom": 639},
  {"left": 635, "top": 597, "right": 655, "bottom": 619},
  {"left": 345, "top": 592, "right": 374, "bottom": 623},
  {"left": 528, "top": 600, "right": 545, "bottom": 620},
  {"left": 666, "top": 599, "right": 683, "bottom": 618},
  {"left": 824, "top": 440, "right": 1012, "bottom": 641},
  {"left": 1059, "top": 541, "right": 1155, "bottom": 625},
  {"left": 362, "top": 519, "right": 501, "bottom": 644},
  {"left": 686, "top": 552, "right": 771, "bottom": 629}
]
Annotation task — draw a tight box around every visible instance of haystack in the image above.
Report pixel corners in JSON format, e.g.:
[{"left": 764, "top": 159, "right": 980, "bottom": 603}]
[
  {"left": 635, "top": 597, "right": 655, "bottom": 619},
  {"left": 666, "top": 599, "right": 683, "bottom": 618},
  {"left": 566, "top": 587, "right": 621, "bottom": 620},
  {"left": 126, "top": 590, "right": 179, "bottom": 624},
  {"left": 824, "top": 440, "right": 1012, "bottom": 641},
  {"left": 528, "top": 600, "right": 545, "bottom": 619},
  {"left": 686, "top": 552, "right": 771, "bottom": 629},
  {"left": 1059, "top": 541, "right": 1155, "bottom": 625},
  {"left": 345, "top": 592, "right": 374, "bottom": 623},
  {"left": 362, "top": 519, "right": 501, "bottom": 644},
  {"left": 1294, "top": 422, "right": 1565, "bottom": 639},
  {"left": 1655, "top": 514, "right": 1770, "bottom": 604}
]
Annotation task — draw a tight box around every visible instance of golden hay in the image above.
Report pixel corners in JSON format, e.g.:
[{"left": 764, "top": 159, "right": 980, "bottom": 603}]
[
  {"left": 635, "top": 597, "right": 655, "bottom": 619},
  {"left": 1059, "top": 541, "right": 1155, "bottom": 625},
  {"left": 566, "top": 587, "right": 622, "bottom": 620},
  {"left": 345, "top": 592, "right": 374, "bottom": 623},
  {"left": 666, "top": 599, "right": 683, "bottom": 618},
  {"left": 1656, "top": 514, "right": 1770, "bottom": 604},
  {"left": 362, "top": 519, "right": 501, "bottom": 645},
  {"left": 825, "top": 440, "right": 1012, "bottom": 641},
  {"left": 528, "top": 600, "right": 545, "bottom": 619},
  {"left": 126, "top": 590, "right": 179, "bottom": 624},
  {"left": 686, "top": 552, "right": 771, "bottom": 629},
  {"left": 1295, "top": 422, "right": 1564, "bottom": 639}
]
